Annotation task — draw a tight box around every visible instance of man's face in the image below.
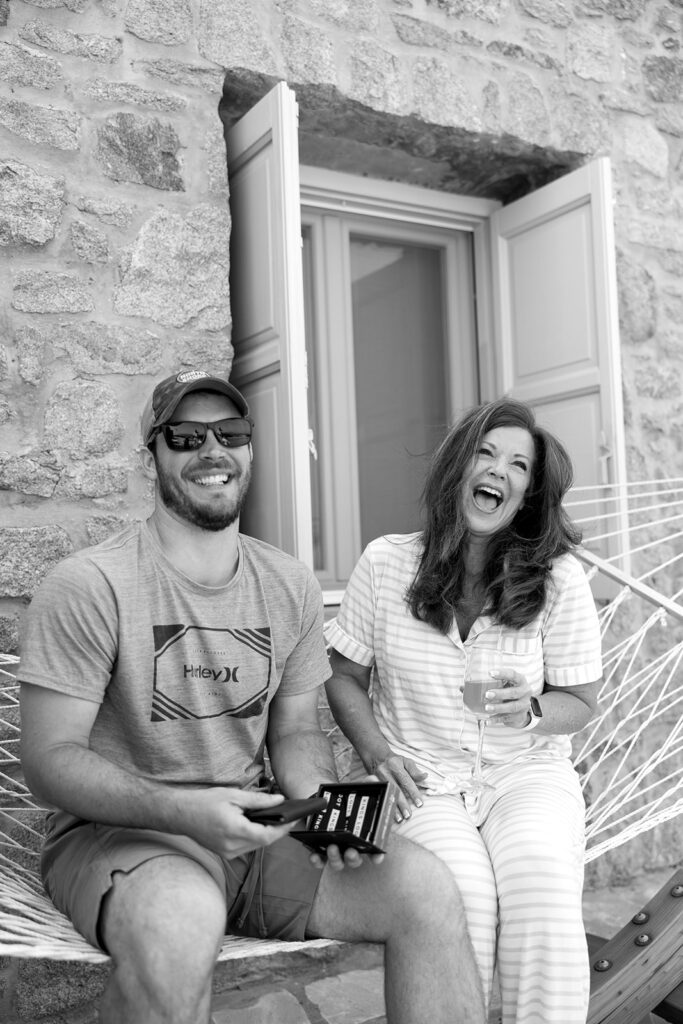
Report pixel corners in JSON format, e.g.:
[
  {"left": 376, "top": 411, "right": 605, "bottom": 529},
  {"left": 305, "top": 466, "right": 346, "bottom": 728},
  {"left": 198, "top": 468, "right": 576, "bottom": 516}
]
[{"left": 150, "top": 391, "right": 252, "bottom": 532}]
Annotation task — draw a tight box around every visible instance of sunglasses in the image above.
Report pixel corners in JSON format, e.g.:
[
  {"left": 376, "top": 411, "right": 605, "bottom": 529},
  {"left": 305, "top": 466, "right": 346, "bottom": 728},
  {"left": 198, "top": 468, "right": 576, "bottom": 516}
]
[{"left": 152, "top": 417, "right": 254, "bottom": 452}]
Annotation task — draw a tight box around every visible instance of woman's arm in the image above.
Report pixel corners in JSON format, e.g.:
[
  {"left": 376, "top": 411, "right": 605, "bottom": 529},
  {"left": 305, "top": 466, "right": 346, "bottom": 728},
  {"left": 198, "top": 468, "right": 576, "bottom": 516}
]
[
  {"left": 485, "top": 674, "right": 600, "bottom": 733},
  {"left": 325, "top": 649, "right": 427, "bottom": 818}
]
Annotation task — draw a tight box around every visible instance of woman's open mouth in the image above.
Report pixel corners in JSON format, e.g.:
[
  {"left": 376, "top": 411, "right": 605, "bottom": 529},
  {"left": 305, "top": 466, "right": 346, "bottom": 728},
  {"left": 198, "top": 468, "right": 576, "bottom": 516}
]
[{"left": 472, "top": 485, "right": 503, "bottom": 513}]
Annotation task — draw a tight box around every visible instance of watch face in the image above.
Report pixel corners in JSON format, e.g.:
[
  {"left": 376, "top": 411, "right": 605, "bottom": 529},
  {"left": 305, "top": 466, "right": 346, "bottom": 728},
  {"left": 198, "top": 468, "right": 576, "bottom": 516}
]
[{"left": 530, "top": 696, "right": 542, "bottom": 717}]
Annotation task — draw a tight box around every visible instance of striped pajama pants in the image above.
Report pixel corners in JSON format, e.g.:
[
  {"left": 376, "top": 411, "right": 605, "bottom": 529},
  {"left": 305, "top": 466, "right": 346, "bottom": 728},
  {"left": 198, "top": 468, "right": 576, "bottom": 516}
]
[{"left": 395, "top": 759, "right": 589, "bottom": 1024}]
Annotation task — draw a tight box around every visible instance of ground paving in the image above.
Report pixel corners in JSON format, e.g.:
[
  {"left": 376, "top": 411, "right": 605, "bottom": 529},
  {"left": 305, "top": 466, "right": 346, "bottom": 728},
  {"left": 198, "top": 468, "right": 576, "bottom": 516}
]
[{"left": 209, "top": 869, "right": 676, "bottom": 1024}]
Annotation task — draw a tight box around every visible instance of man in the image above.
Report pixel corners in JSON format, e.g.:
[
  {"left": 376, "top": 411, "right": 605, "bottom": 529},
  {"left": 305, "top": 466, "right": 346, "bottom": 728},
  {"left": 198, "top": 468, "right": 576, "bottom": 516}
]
[{"left": 19, "top": 369, "right": 484, "bottom": 1024}]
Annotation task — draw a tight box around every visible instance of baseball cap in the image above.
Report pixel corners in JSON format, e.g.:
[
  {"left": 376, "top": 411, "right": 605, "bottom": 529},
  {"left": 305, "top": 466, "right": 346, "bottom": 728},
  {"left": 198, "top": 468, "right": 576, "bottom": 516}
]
[{"left": 141, "top": 369, "right": 251, "bottom": 445}]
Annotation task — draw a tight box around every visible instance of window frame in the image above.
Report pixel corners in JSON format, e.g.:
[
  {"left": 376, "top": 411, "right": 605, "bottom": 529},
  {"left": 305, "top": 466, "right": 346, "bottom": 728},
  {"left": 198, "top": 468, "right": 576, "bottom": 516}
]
[{"left": 300, "top": 167, "right": 501, "bottom": 601}]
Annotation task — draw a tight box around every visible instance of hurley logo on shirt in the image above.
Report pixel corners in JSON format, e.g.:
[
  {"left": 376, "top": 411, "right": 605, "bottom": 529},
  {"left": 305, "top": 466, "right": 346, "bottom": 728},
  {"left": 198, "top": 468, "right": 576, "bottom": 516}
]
[{"left": 151, "top": 624, "right": 272, "bottom": 722}]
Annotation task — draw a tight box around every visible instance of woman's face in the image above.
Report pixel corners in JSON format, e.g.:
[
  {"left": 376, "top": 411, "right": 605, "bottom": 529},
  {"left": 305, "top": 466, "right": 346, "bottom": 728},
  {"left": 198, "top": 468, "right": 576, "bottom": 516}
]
[{"left": 461, "top": 425, "right": 535, "bottom": 538}]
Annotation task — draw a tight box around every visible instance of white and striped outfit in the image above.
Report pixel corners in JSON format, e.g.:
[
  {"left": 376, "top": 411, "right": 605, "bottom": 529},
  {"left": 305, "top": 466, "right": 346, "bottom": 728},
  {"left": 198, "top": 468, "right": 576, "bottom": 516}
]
[{"left": 325, "top": 533, "right": 602, "bottom": 1024}]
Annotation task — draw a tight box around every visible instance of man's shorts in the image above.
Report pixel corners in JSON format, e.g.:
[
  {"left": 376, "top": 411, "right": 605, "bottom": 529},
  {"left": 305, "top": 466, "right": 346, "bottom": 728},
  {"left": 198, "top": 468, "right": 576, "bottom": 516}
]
[{"left": 41, "top": 817, "right": 324, "bottom": 952}]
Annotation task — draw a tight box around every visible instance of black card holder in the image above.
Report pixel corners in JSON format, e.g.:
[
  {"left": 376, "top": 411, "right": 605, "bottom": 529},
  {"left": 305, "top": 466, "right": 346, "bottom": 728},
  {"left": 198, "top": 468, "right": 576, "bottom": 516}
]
[{"left": 290, "top": 781, "right": 397, "bottom": 855}]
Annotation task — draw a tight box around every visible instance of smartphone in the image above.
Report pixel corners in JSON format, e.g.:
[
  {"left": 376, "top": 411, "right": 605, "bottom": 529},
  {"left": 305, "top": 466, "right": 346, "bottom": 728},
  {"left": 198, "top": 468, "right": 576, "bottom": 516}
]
[{"left": 244, "top": 795, "right": 328, "bottom": 825}]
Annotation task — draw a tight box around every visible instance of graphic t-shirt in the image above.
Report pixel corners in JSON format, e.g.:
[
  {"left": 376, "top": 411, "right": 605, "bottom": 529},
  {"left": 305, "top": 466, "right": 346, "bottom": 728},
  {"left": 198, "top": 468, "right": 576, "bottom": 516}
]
[{"left": 19, "top": 523, "right": 331, "bottom": 812}]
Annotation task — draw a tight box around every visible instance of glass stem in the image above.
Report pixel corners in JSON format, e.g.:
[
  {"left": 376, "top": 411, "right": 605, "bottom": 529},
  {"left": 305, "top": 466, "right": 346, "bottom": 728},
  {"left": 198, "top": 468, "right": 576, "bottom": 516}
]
[{"left": 473, "top": 719, "right": 487, "bottom": 782}]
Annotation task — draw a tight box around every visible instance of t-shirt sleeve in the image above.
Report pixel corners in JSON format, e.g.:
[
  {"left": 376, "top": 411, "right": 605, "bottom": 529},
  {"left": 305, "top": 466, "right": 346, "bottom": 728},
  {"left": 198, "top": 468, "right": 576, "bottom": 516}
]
[
  {"left": 18, "top": 557, "right": 118, "bottom": 703},
  {"left": 325, "top": 544, "right": 377, "bottom": 667},
  {"left": 277, "top": 569, "right": 332, "bottom": 695},
  {"left": 543, "top": 555, "right": 603, "bottom": 687}
]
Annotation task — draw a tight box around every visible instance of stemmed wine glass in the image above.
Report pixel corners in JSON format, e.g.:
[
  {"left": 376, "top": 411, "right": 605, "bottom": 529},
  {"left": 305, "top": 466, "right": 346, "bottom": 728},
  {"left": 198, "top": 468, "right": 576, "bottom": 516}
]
[{"left": 460, "top": 650, "right": 500, "bottom": 794}]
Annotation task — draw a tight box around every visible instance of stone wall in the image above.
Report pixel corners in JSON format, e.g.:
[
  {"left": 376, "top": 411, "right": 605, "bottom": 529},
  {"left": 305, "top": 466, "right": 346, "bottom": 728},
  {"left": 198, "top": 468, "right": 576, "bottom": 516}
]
[
  {"left": 1, "top": 0, "right": 682, "bottom": 881},
  {"left": 0, "top": 0, "right": 235, "bottom": 653}
]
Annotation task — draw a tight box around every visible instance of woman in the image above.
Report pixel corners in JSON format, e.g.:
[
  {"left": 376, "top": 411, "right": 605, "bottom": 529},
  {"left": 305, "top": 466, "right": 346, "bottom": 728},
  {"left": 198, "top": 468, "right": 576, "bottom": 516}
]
[{"left": 325, "top": 398, "right": 602, "bottom": 1024}]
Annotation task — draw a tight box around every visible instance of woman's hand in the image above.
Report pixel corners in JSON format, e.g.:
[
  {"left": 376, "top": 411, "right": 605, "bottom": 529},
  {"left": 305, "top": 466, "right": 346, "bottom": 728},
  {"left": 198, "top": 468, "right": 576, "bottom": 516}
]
[
  {"left": 368, "top": 752, "right": 428, "bottom": 820},
  {"left": 483, "top": 669, "right": 535, "bottom": 729}
]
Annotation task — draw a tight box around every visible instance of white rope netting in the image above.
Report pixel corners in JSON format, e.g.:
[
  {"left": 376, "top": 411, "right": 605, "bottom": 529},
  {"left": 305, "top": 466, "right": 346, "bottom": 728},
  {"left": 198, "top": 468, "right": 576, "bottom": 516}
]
[
  {"left": 2, "top": 478, "right": 682, "bottom": 958},
  {"left": 566, "top": 479, "right": 683, "bottom": 864}
]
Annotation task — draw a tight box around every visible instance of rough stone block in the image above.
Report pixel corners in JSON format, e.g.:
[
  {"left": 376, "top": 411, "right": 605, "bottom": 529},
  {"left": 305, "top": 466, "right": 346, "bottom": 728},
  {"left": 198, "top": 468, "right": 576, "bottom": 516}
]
[
  {"left": 307, "top": 0, "right": 381, "bottom": 31},
  {"left": 617, "top": 249, "right": 656, "bottom": 343},
  {"left": 412, "top": 56, "right": 482, "bottom": 131},
  {"left": 15, "top": 959, "right": 109, "bottom": 1022},
  {"left": 0, "top": 161, "right": 65, "bottom": 248},
  {"left": 213, "top": 991, "right": 310, "bottom": 1024},
  {"left": 114, "top": 206, "right": 230, "bottom": 329},
  {"left": 306, "top": 968, "right": 385, "bottom": 1024},
  {"left": 19, "top": 21, "right": 122, "bottom": 63},
  {"left": 0, "top": 40, "right": 63, "bottom": 90},
  {"left": 281, "top": 14, "right": 336, "bottom": 84},
  {"left": 621, "top": 117, "right": 670, "bottom": 177},
  {"left": 12, "top": 271, "right": 93, "bottom": 314},
  {"left": 70, "top": 221, "right": 110, "bottom": 264},
  {"left": 134, "top": 58, "right": 225, "bottom": 93},
  {"left": 125, "top": 0, "right": 192, "bottom": 45},
  {"left": 0, "top": 527, "right": 73, "bottom": 600},
  {"left": 425, "top": 0, "right": 508, "bottom": 24},
  {"left": 84, "top": 515, "right": 129, "bottom": 546},
  {"left": 643, "top": 55, "right": 683, "bottom": 102},
  {"left": 198, "top": 0, "right": 279, "bottom": 75},
  {"left": 567, "top": 22, "right": 616, "bottom": 83},
  {"left": 44, "top": 380, "right": 122, "bottom": 458},
  {"left": 392, "top": 13, "right": 460, "bottom": 49},
  {"left": 0, "top": 615, "right": 19, "bottom": 655},
  {"left": 517, "top": 0, "right": 573, "bottom": 27},
  {"left": 348, "top": 41, "right": 407, "bottom": 116},
  {"left": 53, "top": 457, "right": 129, "bottom": 499},
  {"left": 74, "top": 195, "right": 134, "bottom": 229},
  {"left": 0, "top": 454, "right": 60, "bottom": 498},
  {"left": 15, "top": 324, "right": 52, "bottom": 386},
  {"left": 96, "top": 113, "right": 184, "bottom": 191},
  {"left": 80, "top": 77, "right": 187, "bottom": 112},
  {"left": 50, "top": 321, "right": 163, "bottom": 376},
  {"left": 0, "top": 99, "right": 80, "bottom": 151}
]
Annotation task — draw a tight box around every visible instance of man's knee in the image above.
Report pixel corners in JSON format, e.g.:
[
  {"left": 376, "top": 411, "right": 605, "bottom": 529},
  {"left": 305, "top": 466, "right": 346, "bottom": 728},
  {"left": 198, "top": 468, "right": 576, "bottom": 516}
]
[
  {"left": 101, "top": 855, "right": 226, "bottom": 975},
  {"left": 385, "top": 836, "right": 466, "bottom": 925}
]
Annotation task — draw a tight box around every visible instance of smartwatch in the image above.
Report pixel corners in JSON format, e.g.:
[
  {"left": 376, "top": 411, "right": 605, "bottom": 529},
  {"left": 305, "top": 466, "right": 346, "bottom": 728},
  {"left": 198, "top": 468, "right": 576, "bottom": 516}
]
[{"left": 520, "top": 696, "right": 543, "bottom": 731}]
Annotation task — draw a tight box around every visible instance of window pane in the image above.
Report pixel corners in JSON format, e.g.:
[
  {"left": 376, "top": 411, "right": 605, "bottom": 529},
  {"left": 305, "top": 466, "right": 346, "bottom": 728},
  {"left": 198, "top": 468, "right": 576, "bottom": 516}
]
[{"left": 350, "top": 235, "right": 448, "bottom": 548}]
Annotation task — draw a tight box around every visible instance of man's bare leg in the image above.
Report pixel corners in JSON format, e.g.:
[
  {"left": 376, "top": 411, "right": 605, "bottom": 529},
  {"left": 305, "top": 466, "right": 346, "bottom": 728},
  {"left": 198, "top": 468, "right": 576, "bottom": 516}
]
[
  {"left": 98, "top": 856, "right": 226, "bottom": 1024},
  {"left": 307, "top": 834, "right": 485, "bottom": 1024}
]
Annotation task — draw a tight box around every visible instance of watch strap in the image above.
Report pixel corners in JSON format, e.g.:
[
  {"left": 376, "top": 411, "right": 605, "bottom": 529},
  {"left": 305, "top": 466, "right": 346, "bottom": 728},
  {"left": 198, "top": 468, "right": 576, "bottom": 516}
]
[{"left": 520, "top": 695, "right": 542, "bottom": 732}]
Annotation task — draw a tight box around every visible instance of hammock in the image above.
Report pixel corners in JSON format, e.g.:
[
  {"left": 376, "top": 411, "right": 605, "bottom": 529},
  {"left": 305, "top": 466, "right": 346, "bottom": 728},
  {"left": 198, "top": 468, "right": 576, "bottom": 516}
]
[
  {"left": 566, "top": 478, "right": 683, "bottom": 876},
  {"left": 0, "top": 651, "right": 335, "bottom": 965},
  {"left": 2, "top": 479, "right": 683, "bottom": 1022}
]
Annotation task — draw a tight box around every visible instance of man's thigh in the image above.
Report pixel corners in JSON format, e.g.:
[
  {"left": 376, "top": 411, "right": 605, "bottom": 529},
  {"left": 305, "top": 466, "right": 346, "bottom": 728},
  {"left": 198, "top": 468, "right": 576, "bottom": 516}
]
[
  {"left": 306, "top": 831, "right": 461, "bottom": 943},
  {"left": 43, "top": 822, "right": 231, "bottom": 951},
  {"left": 43, "top": 821, "right": 325, "bottom": 949}
]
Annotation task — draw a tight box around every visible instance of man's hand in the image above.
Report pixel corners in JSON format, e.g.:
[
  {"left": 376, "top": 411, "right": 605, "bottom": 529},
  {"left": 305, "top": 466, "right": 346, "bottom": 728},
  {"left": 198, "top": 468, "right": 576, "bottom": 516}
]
[
  {"left": 308, "top": 844, "right": 385, "bottom": 871},
  {"left": 181, "top": 788, "right": 295, "bottom": 859}
]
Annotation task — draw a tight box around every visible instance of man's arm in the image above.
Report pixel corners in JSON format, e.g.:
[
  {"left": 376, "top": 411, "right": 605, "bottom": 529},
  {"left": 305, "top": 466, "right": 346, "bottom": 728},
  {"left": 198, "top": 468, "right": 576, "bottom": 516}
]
[
  {"left": 20, "top": 682, "right": 293, "bottom": 857},
  {"left": 266, "top": 685, "right": 338, "bottom": 799},
  {"left": 267, "top": 685, "right": 383, "bottom": 869}
]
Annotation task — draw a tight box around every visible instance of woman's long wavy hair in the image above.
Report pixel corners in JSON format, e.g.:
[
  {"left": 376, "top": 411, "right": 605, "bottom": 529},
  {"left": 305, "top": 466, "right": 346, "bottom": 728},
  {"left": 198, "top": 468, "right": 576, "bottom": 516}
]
[{"left": 406, "top": 397, "right": 582, "bottom": 633}]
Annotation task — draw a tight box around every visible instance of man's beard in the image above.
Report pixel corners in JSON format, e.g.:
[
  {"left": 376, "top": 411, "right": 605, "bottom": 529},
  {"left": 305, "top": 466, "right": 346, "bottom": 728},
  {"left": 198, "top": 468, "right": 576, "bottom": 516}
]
[{"left": 156, "top": 459, "right": 252, "bottom": 532}]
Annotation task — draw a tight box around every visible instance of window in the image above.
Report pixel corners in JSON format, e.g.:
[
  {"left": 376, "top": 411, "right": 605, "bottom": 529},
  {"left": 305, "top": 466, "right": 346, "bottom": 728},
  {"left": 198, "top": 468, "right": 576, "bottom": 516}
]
[
  {"left": 300, "top": 187, "right": 484, "bottom": 589},
  {"left": 225, "top": 83, "right": 626, "bottom": 601}
]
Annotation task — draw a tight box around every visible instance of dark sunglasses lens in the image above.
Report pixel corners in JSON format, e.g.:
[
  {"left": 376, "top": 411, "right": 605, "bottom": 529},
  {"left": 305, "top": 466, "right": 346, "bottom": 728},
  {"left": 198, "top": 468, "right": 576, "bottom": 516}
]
[
  {"left": 213, "top": 418, "right": 252, "bottom": 447},
  {"left": 163, "top": 422, "right": 206, "bottom": 450},
  {"left": 161, "top": 418, "right": 252, "bottom": 451}
]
